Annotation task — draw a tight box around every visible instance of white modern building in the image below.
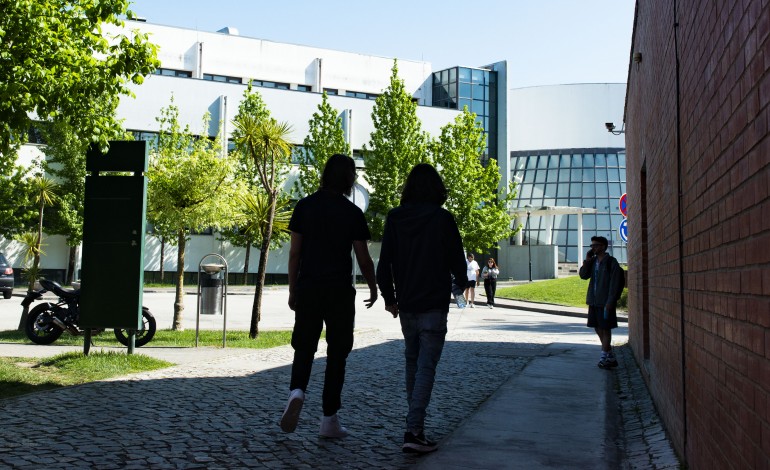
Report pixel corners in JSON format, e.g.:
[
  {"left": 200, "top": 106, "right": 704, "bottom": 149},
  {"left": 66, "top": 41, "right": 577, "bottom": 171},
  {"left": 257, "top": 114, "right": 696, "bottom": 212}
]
[{"left": 1, "top": 19, "right": 626, "bottom": 284}]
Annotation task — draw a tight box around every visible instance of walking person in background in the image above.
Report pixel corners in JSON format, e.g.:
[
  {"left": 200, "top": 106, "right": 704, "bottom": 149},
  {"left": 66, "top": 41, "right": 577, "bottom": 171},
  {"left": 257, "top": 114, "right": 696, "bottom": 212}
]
[
  {"left": 377, "top": 163, "right": 467, "bottom": 454},
  {"left": 280, "top": 154, "right": 378, "bottom": 438},
  {"left": 481, "top": 258, "right": 500, "bottom": 308},
  {"left": 579, "top": 236, "right": 625, "bottom": 369},
  {"left": 464, "top": 253, "right": 480, "bottom": 308}
]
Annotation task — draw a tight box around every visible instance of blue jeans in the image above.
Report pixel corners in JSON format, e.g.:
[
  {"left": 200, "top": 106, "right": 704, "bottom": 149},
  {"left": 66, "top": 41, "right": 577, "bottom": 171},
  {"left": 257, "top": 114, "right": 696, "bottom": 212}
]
[{"left": 399, "top": 309, "right": 448, "bottom": 434}]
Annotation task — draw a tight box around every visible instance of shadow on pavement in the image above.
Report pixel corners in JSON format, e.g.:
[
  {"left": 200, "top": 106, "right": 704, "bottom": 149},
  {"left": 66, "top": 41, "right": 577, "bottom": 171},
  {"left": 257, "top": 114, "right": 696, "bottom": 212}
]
[{"left": 0, "top": 338, "right": 545, "bottom": 469}]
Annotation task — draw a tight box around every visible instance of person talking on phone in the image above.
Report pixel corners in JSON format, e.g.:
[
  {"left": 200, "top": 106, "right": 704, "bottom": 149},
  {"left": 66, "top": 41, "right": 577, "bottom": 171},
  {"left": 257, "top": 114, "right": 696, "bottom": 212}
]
[{"left": 578, "top": 236, "right": 625, "bottom": 369}]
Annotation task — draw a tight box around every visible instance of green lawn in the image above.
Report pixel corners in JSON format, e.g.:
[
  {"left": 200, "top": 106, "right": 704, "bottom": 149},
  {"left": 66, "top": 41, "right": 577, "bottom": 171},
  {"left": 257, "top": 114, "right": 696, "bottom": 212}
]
[
  {"left": 0, "top": 352, "right": 172, "bottom": 400},
  {"left": 497, "top": 275, "right": 628, "bottom": 310}
]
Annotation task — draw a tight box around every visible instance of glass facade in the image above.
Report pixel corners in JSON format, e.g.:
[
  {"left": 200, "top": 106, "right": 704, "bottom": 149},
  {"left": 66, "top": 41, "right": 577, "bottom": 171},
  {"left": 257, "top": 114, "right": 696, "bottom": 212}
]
[
  {"left": 432, "top": 67, "right": 497, "bottom": 164},
  {"left": 511, "top": 148, "right": 627, "bottom": 263}
]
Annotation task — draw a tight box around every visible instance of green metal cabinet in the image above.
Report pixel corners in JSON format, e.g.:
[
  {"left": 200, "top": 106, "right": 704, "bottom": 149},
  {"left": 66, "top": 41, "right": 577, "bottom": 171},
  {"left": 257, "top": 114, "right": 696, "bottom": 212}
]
[{"left": 79, "top": 141, "right": 148, "bottom": 330}]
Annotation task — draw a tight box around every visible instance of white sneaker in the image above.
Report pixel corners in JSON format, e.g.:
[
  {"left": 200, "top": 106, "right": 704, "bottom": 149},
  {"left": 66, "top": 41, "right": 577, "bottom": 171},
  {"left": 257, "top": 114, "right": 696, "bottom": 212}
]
[
  {"left": 469, "top": 303, "right": 475, "bottom": 308},
  {"left": 280, "top": 389, "right": 305, "bottom": 433},
  {"left": 319, "top": 414, "right": 348, "bottom": 438},
  {"left": 488, "top": 304, "right": 493, "bottom": 309}
]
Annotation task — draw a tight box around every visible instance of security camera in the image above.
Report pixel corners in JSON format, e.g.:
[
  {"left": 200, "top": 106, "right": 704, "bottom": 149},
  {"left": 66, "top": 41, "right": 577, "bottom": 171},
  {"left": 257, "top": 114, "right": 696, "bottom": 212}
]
[{"left": 605, "top": 122, "right": 615, "bottom": 131}]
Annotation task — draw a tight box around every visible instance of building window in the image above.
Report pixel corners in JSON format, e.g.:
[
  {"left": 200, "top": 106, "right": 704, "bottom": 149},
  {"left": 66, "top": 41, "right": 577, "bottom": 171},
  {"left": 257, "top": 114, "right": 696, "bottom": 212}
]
[
  {"left": 324, "top": 88, "right": 338, "bottom": 95},
  {"left": 203, "top": 73, "right": 242, "bottom": 84},
  {"left": 153, "top": 68, "right": 192, "bottom": 78},
  {"left": 252, "top": 79, "right": 290, "bottom": 89},
  {"left": 432, "top": 66, "right": 497, "bottom": 165},
  {"left": 510, "top": 148, "right": 627, "bottom": 263},
  {"left": 129, "top": 130, "right": 159, "bottom": 147},
  {"left": 344, "top": 90, "right": 379, "bottom": 100},
  {"left": 297, "top": 84, "right": 312, "bottom": 92}
]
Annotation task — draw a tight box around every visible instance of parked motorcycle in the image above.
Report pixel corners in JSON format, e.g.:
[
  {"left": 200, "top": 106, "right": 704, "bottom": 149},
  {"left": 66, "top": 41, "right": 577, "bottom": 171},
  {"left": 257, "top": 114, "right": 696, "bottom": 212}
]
[{"left": 21, "top": 279, "right": 156, "bottom": 347}]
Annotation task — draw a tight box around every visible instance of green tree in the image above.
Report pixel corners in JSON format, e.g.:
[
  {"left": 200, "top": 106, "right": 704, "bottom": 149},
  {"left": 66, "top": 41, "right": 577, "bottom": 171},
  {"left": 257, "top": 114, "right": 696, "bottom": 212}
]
[
  {"left": 294, "top": 92, "right": 350, "bottom": 197},
  {"left": 0, "top": 0, "right": 159, "bottom": 165},
  {"left": 363, "top": 60, "right": 428, "bottom": 239},
  {"left": 0, "top": 166, "right": 36, "bottom": 238},
  {"left": 431, "top": 108, "right": 517, "bottom": 253},
  {"left": 231, "top": 86, "right": 293, "bottom": 338},
  {"left": 40, "top": 119, "right": 88, "bottom": 284},
  {"left": 146, "top": 100, "right": 238, "bottom": 330},
  {"left": 217, "top": 86, "right": 271, "bottom": 284}
]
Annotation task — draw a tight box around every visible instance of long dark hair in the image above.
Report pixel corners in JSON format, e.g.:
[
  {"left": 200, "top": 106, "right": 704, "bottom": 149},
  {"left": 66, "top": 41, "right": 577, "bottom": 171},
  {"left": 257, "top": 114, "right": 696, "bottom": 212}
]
[
  {"left": 320, "top": 153, "right": 356, "bottom": 196},
  {"left": 400, "top": 163, "right": 448, "bottom": 205}
]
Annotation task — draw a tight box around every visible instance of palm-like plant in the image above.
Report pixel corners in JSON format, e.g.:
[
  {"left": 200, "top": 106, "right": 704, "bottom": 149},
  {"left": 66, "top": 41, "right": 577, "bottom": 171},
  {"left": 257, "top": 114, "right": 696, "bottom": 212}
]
[
  {"left": 28, "top": 176, "right": 58, "bottom": 292},
  {"left": 231, "top": 114, "right": 293, "bottom": 338},
  {"left": 235, "top": 192, "right": 292, "bottom": 242}
]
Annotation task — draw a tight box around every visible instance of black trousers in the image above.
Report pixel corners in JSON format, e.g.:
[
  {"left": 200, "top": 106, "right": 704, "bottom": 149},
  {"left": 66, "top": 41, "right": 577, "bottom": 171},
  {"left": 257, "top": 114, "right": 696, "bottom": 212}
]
[
  {"left": 290, "top": 286, "right": 355, "bottom": 416},
  {"left": 484, "top": 278, "right": 497, "bottom": 305}
]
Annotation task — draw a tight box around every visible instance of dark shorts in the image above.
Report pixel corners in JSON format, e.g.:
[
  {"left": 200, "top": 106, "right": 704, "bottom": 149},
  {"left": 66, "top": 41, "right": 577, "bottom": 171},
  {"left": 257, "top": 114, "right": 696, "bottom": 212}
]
[
  {"left": 466, "top": 280, "right": 477, "bottom": 288},
  {"left": 587, "top": 305, "right": 618, "bottom": 329}
]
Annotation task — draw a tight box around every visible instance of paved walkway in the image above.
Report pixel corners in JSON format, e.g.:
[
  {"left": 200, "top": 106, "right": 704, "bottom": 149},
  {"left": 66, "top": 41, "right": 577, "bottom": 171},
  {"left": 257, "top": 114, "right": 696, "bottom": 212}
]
[{"left": 0, "top": 288, "right": 678, "bottom": 469}]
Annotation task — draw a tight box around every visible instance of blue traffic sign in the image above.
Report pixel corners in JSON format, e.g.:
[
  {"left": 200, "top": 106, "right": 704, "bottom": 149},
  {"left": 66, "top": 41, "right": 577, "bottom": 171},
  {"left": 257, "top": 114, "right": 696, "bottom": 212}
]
[{"left": 619, "top": 219, "right": 628, "bottom": 243}]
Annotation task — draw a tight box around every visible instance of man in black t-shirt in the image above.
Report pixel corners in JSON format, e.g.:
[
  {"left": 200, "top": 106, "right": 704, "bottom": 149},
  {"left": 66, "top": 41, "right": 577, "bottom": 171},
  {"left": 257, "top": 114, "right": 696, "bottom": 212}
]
[{"left": 279, "top": 154, "right": 377, "bottom": 439}]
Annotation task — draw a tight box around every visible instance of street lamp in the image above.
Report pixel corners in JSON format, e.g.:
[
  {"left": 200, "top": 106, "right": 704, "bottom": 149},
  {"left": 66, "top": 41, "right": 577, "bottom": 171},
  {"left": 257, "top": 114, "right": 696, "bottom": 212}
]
[{"left": 525, "top": 205, "right": 532, "bottom": 282}]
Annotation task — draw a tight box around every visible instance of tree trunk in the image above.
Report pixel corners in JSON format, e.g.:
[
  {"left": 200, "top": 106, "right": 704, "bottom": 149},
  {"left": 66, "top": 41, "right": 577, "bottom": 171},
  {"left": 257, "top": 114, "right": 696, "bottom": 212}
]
[
  {"left": 243, "top": 244, "right": 251, "bottom": 285},
  {"left": 159, "top": 236, "right": 166, "bottom": 284},
  {"left": 66, "top": 245, "right": 76, "bottom": 285},
  {"left": 250, "top": 194, "right": 277, "bottom": 339},
  {"left": 172, "top": 229, "right": 186, "bottom": 330}
]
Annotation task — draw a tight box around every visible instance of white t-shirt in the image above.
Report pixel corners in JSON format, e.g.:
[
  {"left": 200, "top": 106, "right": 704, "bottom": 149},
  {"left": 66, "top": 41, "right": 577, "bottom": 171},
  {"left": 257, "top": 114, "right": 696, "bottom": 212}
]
[{"left": 466, "top": 260, "right": 480, "bottom": 281}]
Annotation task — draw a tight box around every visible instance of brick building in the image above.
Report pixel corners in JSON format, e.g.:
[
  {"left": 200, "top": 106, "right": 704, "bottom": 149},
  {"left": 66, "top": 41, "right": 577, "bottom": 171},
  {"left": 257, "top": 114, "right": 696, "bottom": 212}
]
[{"left": 625, "top": 1, "right": 770, "bottom": 468}]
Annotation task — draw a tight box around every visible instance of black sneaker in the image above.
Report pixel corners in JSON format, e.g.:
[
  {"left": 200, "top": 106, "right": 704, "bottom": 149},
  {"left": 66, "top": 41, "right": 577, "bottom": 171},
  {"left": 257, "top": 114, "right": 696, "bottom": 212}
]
[
  {"left": 402, "top": 431, "right": 438, "bottom": 454},
  {"left": 598, "top": 357, "right": 619, "bottom": 369}
]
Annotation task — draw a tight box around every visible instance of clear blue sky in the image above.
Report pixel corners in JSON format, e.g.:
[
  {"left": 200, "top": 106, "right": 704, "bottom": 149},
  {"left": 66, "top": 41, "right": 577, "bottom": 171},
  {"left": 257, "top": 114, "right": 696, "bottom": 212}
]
[{"left": 127, "top": 0, "right": 635, "bottom": 89}]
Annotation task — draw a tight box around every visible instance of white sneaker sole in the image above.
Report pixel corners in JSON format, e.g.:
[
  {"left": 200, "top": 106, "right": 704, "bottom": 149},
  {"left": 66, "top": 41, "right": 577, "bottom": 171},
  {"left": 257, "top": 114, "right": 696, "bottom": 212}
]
[{"left": 280, "top": 396, "right": 304, "bottom": 432}]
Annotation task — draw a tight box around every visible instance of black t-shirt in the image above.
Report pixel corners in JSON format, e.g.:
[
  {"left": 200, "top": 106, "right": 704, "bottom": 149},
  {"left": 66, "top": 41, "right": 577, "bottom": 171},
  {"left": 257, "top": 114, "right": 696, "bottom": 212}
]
[{"left": 289, "top": 190, "right": 370, "bottom": 290}]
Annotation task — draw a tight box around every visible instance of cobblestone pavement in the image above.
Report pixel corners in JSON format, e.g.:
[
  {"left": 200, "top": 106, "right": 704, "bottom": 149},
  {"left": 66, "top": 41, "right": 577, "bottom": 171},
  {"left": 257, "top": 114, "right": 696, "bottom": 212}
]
[
  {"left": 614, "top": 346, "right": 680, "bottom": 469},
  {"left": 0, "top": 328, "right": 538, "bottom": 469},
  {"left": 0, "top": 305, "right": 680, "bottom": 469}
]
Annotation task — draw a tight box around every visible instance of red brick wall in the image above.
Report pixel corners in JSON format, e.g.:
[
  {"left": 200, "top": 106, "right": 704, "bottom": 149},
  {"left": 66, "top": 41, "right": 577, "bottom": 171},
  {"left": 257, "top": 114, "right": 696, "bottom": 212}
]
[{"left": 626, "top": 1, "right": 770, "bottom": 468}]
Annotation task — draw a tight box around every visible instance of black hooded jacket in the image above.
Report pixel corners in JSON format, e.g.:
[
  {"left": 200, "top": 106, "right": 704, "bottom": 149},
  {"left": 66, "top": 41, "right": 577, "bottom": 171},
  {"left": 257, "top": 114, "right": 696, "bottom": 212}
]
[{"left": 376, "top": 202, "right": 466, "bottom": 313}]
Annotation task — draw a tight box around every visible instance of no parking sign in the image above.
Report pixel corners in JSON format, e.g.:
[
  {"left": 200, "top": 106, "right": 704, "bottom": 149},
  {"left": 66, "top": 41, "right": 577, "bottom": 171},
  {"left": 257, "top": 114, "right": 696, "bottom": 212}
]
[{"left": 619, "top": 193, "right": 628, "bottom": 217}]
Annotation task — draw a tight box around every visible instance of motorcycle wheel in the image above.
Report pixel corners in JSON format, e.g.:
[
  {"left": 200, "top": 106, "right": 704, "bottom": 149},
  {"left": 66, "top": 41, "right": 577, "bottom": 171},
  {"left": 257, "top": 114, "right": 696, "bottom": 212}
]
[
  {"left": 114, "top": 307, "right": 157, "bottom": 347},
  {"left": 25, "top": 303, "right": 64, "bottom": 345}
]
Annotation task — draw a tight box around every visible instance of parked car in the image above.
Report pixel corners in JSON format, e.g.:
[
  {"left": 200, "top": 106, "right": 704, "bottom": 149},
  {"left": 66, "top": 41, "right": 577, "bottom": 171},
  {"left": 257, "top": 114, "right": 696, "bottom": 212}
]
[{"left": 0, "top": 253, "right": 13, "bottom": 299}]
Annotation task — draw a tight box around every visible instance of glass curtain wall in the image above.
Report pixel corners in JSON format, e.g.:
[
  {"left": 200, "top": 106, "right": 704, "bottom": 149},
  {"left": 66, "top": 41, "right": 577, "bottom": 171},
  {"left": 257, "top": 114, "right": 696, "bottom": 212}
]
[
  {"left": 432, "top": 67, "right": 497, "bottom": 164},
  {"left": 511, "top": 148, "right": 627, "bottom": 263}
]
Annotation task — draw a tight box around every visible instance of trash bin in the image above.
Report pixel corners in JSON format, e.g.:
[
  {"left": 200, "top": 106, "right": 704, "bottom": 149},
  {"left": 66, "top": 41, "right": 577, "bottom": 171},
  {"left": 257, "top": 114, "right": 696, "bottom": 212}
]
[{"left": 200, "top": 264, "right": 224, "bottom": 315}]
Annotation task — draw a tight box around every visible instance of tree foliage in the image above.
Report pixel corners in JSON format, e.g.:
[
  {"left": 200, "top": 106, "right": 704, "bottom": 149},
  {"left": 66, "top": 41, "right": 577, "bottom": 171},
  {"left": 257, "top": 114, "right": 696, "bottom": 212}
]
[
  {"left": 362, "top": 60, "right": 429, "bottom": 240},
  {"left": 231, "top": 86, "right": 293, "bottom": 338},
  {"left": 431, "top": 108, "right": 517, "bottom": 253},
  {"left": 40, "top": 119, "right": 88, "bottom": 247},
  {"left": 0, "top": 0, "right": 159, "bottom": 163},
  {"left": 0, "top": 165, "right": 35, "bottom": 238},
  {"left": 294, "top": 92, "right": 349, "bottom": 197},
  {"left": 146, "top": 100, "right": 239, "bottom": 330}
]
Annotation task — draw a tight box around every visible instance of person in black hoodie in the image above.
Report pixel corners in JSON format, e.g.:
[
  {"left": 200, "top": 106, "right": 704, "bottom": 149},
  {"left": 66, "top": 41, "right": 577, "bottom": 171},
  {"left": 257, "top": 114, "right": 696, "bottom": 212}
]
[
  {"left": 280, "top": 154, "right": 378, "bottom": 438},
  {"left": 376, "top": 163, "right": 467, "bottom": 454}
]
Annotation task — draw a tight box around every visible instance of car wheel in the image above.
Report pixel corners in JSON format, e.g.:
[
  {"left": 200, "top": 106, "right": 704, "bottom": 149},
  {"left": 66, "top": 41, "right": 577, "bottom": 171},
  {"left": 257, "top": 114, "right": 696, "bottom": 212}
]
[{"left": 2, "top": 291, "right": 10, "bottom": 299}]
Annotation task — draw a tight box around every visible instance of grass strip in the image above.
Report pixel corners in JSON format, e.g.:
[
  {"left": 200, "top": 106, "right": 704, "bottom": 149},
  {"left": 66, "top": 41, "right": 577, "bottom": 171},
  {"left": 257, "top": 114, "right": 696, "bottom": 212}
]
[
  {"left": 497, "top": 275, "right": 627, "bottom": 310},
  {"left": 0, "top": 329, "right": 294, "bottom": 349},
  {"left": 0, "top": 351, "right": 172, "bottom": 400}
]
